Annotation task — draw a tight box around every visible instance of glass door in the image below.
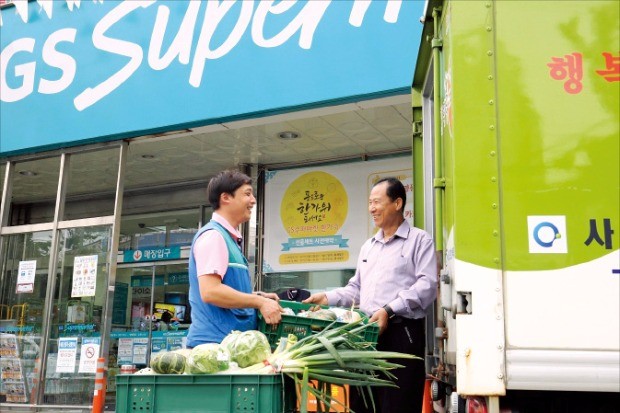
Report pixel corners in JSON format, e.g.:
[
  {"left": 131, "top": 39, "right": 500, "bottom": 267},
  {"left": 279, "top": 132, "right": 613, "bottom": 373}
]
[
  {"left": 43, "top": 225, "right": 111, "bottom": 406},
  {"left": 0, "top": 231, "right": 52, "bottom": 405},
  {"left": 106, "top": 262, "right": 189, "bottom": 406},
  {"left": 1, "top": 145, "right": 126, "bottom": 412}
]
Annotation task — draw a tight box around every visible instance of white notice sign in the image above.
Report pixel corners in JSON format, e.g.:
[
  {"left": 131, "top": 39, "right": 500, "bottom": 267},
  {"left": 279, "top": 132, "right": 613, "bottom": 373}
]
[
  {"left": 78, "top": 337, "right": 100, "bottom": 373},
  {"left": 16, "top": 260, "right": 37, "bottom": 294},
  {"left": 71, "top": 255, "right": 98, "bottom": 297},
  {"left": 56, "top": 337, "right": 78, "bottom": 373},
  {"left": 117, "top": 338, "right": 134, "bottom": 365},
  {"left": 132, "top": 338, "right": 148, "bottom": 365}
]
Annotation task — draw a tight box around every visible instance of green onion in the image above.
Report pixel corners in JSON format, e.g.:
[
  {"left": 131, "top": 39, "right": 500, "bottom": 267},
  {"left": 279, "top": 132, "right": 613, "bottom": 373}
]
[{"left": 241, "top": 319, "right": 419, "bottom": 413}]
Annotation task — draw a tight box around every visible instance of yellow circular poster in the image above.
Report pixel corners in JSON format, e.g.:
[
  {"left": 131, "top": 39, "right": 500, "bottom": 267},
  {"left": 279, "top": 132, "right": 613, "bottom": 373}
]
[{"left": 281, "top": 171, "right": 348, "bottom": 238}]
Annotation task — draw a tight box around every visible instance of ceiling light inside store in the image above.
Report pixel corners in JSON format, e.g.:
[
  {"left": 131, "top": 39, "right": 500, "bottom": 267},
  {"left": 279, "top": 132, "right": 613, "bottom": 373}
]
[
  {"left": 19, "top": 171, "right": 37, "bottom": 177},
  {"left": 278, "top": 131, "right": 300, "bottom": 140}
]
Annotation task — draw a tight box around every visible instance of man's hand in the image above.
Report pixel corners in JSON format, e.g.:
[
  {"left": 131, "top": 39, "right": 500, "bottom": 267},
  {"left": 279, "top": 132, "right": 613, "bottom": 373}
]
[
  {"left": 370, "top": 307, "right": 389, "bottom": 335},
  {"left": 302, "top": 292, "right": 328, "bottom": 306},
  {"left": 259, "top": 297, "right": 283, "bottom": 325},
  {"left": 257, "top": 291, "right": 280, "bottom": 301}
]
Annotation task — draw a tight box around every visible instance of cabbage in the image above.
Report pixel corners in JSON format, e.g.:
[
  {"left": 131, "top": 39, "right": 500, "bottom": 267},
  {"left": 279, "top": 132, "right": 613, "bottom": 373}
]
[
  {"left": 150, "top": 351, "right": 186, "bottom": 374},
  {"left": 173, "top": 348, "right": 192, "bottom": 358},
  {"left": 305, "top": 309, "right": 337, "bottom": 321},
  {"left": 172, "top": 348, "right": 193, "bottom": 373},
  {"left": 221, "top": 330, "right": 271, "bottom": 368},
  {"left": 186, "top": 344, "right": 230, "bottom": 374},
  {"left": 220, "top": 330, "right": 242, "bottom": 354}
]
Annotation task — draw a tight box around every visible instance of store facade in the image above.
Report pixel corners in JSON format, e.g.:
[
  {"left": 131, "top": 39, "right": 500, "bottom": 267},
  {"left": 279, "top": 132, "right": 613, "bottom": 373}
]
[{"left": 0, "top": 1, "right": 427, "bottom": 411}]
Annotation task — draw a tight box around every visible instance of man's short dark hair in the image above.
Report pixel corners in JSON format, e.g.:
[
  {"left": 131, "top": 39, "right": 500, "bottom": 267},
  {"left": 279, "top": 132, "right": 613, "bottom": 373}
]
[
  {"left": 374, "top": 177, "right": 406, "bottom": 214},
  {"left": 207, "top": 170, "right": 252, "bottom": 210}
]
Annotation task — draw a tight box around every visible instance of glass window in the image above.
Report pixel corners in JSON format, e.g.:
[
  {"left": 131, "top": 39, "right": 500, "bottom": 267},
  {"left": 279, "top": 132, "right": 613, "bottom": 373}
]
[
  {"left": 106, "top": 263, "right": 190, "bottom": 408},
  {"left": 0, "top": 230, "right": 53, "bottom": 404},
  {"left": 43, "top": 225, "right": 111, "bottom": 406},
  {"left": 64, "top": 148, "right": 120, "bottom": 220},
  {"left": 118, "top": 209, "right": 200, "bottom": 252},
  {"left": 262, "top": 269, "right": 355, "bottom": 295},
  {"left": 9, "top": 157, "right": 60, "bottom": 226}
]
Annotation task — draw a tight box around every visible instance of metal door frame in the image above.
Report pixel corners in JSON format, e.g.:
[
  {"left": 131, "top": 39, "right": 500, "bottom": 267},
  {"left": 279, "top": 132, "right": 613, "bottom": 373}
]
[{"left": 0, "top": 142, "right": 127, "bottom": 411}]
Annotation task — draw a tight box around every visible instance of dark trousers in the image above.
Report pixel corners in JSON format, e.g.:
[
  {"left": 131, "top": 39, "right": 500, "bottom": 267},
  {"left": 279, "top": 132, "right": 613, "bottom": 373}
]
[{"left": 350, "top": 317, "right": 426, "bottom": 413}]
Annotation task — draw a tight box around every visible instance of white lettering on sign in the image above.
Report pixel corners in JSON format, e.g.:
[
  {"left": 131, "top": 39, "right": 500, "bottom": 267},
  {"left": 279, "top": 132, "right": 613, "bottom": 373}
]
[
  {"left": 0, "top": 29, "right": 78, "bottom": 103},
  {"left": 39, "top": 28, "right": 78, "bottom": 95},
  {"left": 74, "top": 0, "right": 155, "bottom": 111},
  {"left": 251, "top": 0, "right": 331, "bottom": 50},
  {"left": 349, "top": 0, "right": 402, "bottom": 26},
  {"left": 148, "top": 1, "right": 201, "bottom": 69},
  {"left": 0, "top": 38, "right": 36, "bottom": 103},
  {"left": 1, "top": 0, "right": 403, "bottom": 110},
  {"left": 189, "top": 0, "right": 254, "bottom": 88}
]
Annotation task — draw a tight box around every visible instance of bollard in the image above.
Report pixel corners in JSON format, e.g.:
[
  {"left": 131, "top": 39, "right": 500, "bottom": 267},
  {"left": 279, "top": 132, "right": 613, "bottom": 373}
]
[
  {"left": 91, "top": 358, "right": 107, "bottom": 413},
  {"left": 421, "top": 379, "right": 433, "bottom": 413}
]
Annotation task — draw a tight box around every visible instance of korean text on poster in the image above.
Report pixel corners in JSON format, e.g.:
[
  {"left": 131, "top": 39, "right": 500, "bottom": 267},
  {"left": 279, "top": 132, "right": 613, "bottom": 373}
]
[
  {"left": 56, "top": 337, "right": 78, "bottom": 373},
  {"left": 117, "top": 338, "right": 134, "bottom": 365},
  {"left": 78, "top": 337, "right": 100, "bottom": 373},
  {"left": 132, "top": 338, "right": 148, "bottom": 365}
]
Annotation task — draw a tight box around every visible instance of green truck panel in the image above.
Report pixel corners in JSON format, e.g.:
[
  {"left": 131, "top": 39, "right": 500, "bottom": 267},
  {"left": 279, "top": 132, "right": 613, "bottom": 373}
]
[{"left": 439, "top": 0, "right": 619, "bottom": 271}]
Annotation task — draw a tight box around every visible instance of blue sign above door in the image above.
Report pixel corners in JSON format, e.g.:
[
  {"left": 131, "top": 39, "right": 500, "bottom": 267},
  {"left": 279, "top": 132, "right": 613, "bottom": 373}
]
[
  {"left": 0, "top": 0, "right": 424, "bottom": 156},
  {"left": 123, "top": 246, "right": 181, "bottom": 263}
]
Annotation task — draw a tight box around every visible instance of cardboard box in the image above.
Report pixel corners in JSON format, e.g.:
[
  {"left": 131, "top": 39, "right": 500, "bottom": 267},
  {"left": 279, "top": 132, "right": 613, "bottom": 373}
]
[{"left": 300, "top": 380, "right": 349, "bottom": 413}]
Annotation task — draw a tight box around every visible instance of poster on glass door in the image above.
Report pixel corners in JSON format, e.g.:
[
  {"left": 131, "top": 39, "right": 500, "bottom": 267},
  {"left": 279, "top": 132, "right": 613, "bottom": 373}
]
[
  {"left": 71, "top": 255, "right": 98, "bottom": 297},
  {"left": 78, "top": 337, "right": 100, "bottom": 373},
  {"left": 263, "top": 157, "right": 412, "bottom": 272},
  {"left": 16, "top": 260, "right": 37, "bottom": 294},
  {"left": 56, "top": 337, "right": 78, "bottom": 373}
]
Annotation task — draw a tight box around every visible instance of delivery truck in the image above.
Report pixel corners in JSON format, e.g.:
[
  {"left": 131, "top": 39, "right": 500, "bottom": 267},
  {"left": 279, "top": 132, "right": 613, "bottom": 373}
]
[{"left": 411, "top": 1, "right": 620, "bottom": 412}]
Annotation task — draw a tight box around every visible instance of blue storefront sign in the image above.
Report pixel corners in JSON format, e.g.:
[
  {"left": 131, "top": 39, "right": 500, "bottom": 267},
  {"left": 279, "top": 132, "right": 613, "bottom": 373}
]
[
  {"left": 123, "top": 246, "right": 181, "bottom": 263},
  {"left": 0, "top": 0, "right": 424, "bottom": 156}
]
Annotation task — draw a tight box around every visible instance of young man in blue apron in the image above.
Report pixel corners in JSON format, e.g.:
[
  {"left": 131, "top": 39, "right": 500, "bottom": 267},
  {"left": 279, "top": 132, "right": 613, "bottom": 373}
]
[{"left": 187, "top": 170, "right": 283, "bottom": 347}]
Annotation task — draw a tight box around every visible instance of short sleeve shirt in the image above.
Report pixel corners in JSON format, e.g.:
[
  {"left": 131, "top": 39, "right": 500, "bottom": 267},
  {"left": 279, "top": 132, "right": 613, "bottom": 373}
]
[{"left": 192, "top": 212, "right": 243, "bottom": 279}]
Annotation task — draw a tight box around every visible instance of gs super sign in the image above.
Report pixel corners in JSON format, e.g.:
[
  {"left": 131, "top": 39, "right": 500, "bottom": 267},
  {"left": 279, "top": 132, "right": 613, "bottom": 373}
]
[{"left": 0, "top": 0, "right": 424, "bottom": 155}]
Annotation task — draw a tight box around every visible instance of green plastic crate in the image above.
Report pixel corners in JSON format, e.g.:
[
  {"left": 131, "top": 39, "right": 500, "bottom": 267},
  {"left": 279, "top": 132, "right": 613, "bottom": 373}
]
[
  {"left": 258, "top": 301, "right": 379, "bottom": 350},
  {"left": 116, "top": 373, "right": 290, "bottom": 413}
]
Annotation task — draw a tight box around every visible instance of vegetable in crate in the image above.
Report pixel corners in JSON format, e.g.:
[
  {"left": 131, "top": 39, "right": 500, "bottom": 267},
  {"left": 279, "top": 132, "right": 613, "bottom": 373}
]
[
  {"left": 221, "top": 330, "right": 272, "bottom": 368},
  {"left": 220, "top": 330, "right": 241, "bottom": 353},
  {"left": 173, "top": 348, "right": 192, "bottom": 358},
  {"left": 304, "top": 309, "right": 337, "bottom": 321},
  {"left": 242, "top": 319, "right": 417, "bottom": 413},
  {"left": 303, "top": 308, "right": 337, "bottom": 331},
  {"left": 330, "top": 307, "right": 362, "bottom": 323},
  {"left": 150, "top": 351, "right": 187, "bottom": 374},
  {"left": 186, "top": 343, "right": 231, "bottom": 374}
]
